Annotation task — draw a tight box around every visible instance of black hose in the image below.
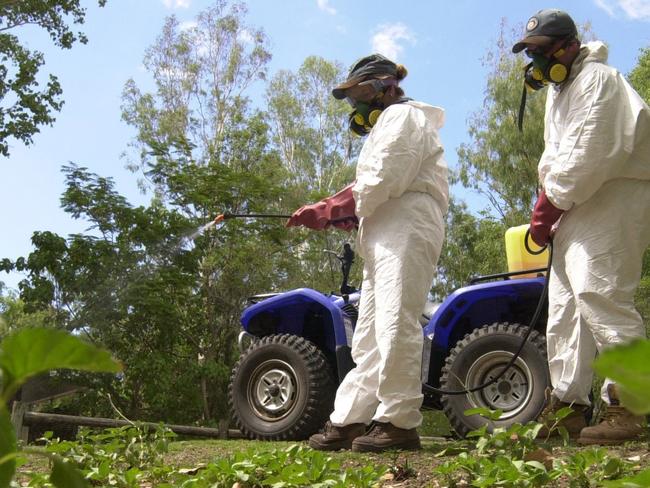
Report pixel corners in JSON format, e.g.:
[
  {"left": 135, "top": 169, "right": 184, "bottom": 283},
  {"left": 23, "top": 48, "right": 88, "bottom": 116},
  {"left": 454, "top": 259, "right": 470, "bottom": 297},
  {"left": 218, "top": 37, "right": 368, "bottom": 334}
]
[{"left": 422, "top": 232, "right": 552, "bottom": 396}]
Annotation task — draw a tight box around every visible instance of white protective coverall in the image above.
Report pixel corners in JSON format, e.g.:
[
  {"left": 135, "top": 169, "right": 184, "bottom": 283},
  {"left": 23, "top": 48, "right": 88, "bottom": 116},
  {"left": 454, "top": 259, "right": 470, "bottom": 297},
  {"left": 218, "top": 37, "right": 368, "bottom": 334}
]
[
  {"left": 539, "top": 41, "right": 650, "bottom": 406},
  {"left": 329, "top": 100, "right": 449, "bottom": 429}
]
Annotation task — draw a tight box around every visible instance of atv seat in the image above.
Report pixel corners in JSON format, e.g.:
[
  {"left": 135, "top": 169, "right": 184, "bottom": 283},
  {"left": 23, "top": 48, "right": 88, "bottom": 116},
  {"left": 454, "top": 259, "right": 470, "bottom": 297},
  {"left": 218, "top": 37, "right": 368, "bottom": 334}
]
[{"left": 419, "top": 301, "right": 441, "bottom": 326}]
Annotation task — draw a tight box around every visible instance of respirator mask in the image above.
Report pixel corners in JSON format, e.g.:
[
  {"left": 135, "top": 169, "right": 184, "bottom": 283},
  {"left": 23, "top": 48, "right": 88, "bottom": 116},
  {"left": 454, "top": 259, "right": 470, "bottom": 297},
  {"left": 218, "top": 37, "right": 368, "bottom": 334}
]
[
  {"left": 518, "top": 42, "right": 570, "bottom": 130},
  {"left": 524, "top": 44, "right": 569, "bottom": 90},
  {"left": 346, "top": 78, "right": 397, "bottom": 136}
]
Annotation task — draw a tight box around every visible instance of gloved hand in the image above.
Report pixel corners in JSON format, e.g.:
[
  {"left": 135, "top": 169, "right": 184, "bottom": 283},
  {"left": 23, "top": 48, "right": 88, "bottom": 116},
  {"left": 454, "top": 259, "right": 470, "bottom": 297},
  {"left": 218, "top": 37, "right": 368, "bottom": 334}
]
[
  {"left": 286, "top": 183, "right": 358, "bottom": 231},
  {"left": 529, "top": 190, "right": 564, "bottom": 247},
  {"left": 330, "top": 217, "right": 358, "bottom": 231}
]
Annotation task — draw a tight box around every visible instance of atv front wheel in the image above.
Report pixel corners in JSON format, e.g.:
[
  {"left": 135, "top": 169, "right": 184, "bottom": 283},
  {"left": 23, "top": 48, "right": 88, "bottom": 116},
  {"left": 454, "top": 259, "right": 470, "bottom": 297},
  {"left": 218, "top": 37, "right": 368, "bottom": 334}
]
[
  {"left": 440, "top": 322, "right": 550, "bottom": 437},
  {"left": 228, "top": 334, "right": 336, "bottom": 440}
]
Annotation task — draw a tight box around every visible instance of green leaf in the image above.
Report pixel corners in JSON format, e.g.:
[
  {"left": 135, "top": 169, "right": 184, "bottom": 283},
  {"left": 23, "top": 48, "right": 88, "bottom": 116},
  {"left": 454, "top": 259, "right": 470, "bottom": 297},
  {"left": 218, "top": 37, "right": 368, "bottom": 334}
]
[
  {"left": 525, "top": 460, "right": 547, "bottom": 471},
  {"left": 593, "top": 339, "right": 650, "bottom": 414},
  {"left": 464, "top": 407, "right": 503, "bottom": 420},
  {"left": 601, "top": 467, "right": 650, "bottom": 487},
  {"left": 0, "top": 406, "right": 17, "bottom": 488},
  {"left": 50, "top": 458, "right": 89, "bottom": 488},
  {"left": 0, "top": 328, "right": 122, "bottom": 400}
]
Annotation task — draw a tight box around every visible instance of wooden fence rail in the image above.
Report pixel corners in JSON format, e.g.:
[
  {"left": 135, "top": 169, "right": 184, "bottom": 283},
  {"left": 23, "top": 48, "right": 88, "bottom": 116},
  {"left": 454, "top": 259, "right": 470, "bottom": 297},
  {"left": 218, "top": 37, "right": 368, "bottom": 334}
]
[{"left": 11, "top": 401, "right": 242, "bottom": 443}]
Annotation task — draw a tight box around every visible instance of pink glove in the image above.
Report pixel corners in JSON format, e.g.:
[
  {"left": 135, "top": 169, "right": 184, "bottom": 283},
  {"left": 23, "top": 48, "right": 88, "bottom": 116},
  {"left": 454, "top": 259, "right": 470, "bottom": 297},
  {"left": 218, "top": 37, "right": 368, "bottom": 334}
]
[
  {"left": 529, "top": 190, "right": 564, "bottom": 247},
  {"left": 286, "top": 183, "right": 358, "bottom": 231}
]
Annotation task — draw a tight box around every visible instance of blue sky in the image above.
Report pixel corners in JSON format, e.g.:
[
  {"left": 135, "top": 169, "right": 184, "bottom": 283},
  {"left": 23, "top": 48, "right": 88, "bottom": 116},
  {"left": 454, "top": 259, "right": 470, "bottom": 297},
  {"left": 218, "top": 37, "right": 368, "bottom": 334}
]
[{"left": 2, "top": 0, "right": 650, "bottom": 291}]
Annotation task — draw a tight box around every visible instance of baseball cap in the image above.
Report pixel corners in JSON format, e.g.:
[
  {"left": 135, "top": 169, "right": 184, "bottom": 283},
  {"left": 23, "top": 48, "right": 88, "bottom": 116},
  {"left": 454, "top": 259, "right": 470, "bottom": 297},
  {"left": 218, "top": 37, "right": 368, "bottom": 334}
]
[{"left": 512, "top": 9, "right": 578, "bottom": 53}]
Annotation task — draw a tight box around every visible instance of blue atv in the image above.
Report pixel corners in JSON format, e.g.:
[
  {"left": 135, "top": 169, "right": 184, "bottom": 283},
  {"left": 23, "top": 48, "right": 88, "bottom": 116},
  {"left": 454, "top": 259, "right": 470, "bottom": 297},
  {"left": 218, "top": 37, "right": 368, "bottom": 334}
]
[{"left": 228, "top": 243, "right": 551, "bottom": 439}]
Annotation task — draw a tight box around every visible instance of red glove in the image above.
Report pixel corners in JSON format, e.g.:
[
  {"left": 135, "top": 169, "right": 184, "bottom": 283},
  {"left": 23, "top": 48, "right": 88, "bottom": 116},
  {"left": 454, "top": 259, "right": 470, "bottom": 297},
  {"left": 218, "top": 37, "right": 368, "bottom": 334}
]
[
  {"left": 286, "top": 183, "right": 358, "bottom": 231},
  {"left": 529, "top": 190, "right": 564, "bottom": 247}
]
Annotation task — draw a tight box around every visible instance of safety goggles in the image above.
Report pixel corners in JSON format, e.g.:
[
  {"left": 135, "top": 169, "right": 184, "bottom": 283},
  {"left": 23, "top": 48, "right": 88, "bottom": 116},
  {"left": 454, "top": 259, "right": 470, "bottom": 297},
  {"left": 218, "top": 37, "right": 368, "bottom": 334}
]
[
  {"left": 525, "top": 37, "right": 570, "bottom": 59},
  {"left": 344, "top": 78, "right": 397, "bottom": 107},
  {"left": 525, "top": 45, "right": 553, "bottom": 58}
]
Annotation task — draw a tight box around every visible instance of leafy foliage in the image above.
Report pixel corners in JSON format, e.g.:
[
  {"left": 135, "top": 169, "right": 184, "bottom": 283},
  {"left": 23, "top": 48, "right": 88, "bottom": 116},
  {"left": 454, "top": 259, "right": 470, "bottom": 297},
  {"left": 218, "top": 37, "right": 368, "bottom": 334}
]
[
  {"left": 593, "top": 339, "right": 650, "bottom": 415},
  {"left": 36, "top": 424, "right": 176, "bottom": 487},
  {"left": 0, "top": 0, "right": 107, "bottom": 157},
  {"left": 3, "top": 1, "right": 358, "bottom": 427},
  {"left": 628, "top": 47, "right": 650, "bottom": 105},
  {"left": 265, "top": 54, "right": 361, "bottom": 293},
  {"left": 433, "top": 408, "right": 637, "bottom": 487},
  {"left": 432, "top": 199, "right": 507, "bottom": 299},
  {"left": 455, "top": 20, "right": 546, "bottom": 225},
  {"left": 23, "top": 432, "right": 385, "bottom": 488},
  {"left": 0, "top": 327, "right": 120, "bottom": 401},
  {"left": 0, "top": 326, "right": 121, "bottom": 487},
  {"left": 0, "top": 291, "right": 57, "bottom": 337},
  {"left": 628, "top": 46, "right": 650, "bottom": 336}
]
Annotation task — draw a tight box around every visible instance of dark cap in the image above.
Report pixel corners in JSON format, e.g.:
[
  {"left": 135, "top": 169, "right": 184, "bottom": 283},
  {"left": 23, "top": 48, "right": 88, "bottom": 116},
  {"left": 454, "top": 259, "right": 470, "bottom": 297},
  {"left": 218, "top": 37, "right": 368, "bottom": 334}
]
[
  {"left": 512, "top": 9, "right": 578, "bottom": 53},
  {"left": 332, "top": 53, "right": 398, "bottom": 99}
]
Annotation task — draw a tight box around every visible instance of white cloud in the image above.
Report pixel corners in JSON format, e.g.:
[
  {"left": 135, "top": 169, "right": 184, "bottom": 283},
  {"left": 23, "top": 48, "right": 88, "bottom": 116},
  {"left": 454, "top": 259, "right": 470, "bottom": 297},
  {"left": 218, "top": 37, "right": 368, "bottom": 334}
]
[
  {"left": 619, "top": 0, "right": 650, "bottom": 18},
  {"left": 162, "top": 0, "right": 191, "bottom": 9},
  {"left": 179, "top": 21, "right": 197, "bottom": 31},
  {"left": 594, "top": 0, "right": 650, "bottom": 20},
  {"left": 370, "top": 22, "right": 416, "bottom": 61},
  {"left": 595, "top": 0, "right": 616, "bottom": 16},
  {"left": 317, "top": 0, "right": 336, "bottom": 15}
]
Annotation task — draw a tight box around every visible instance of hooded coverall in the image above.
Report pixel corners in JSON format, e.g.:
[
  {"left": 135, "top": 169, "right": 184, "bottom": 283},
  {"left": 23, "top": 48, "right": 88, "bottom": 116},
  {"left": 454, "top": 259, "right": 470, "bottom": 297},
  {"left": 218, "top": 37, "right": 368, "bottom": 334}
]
[
  {"left": 329, "top": 100, "right": 449, "bottom": 429},
  {"left": 539, "top": 42, "right": 650, "bottom": 406}
]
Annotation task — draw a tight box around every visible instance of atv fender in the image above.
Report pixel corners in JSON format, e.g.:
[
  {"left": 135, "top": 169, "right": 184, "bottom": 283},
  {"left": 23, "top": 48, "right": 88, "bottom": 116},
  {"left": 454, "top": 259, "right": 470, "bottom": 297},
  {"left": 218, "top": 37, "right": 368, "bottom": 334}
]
[
  {"left": 424, "top": 277, "right": 546, "bottom": 351},
  {"left": 241, "top": 288, "right": 351, "bottom": 352}
]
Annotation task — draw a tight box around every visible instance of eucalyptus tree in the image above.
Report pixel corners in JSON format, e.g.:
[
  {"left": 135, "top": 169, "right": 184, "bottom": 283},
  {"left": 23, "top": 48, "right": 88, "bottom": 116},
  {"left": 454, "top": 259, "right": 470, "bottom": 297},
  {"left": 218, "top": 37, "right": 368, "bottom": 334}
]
[
  {"left": 265, "top": 56, "right": 363, "bottom": 293},
  {"left": 118, "top": 0, "right": 298, "bottom": 421},
  {"left": 455, "top": 21, "right": 547, "bottom": 228},
  {"left": 628, "top": 47, "right": 650, "bottom": 104},
  {"left": 0, "top": 0, "right": 107, "bottom": 157},
  {"left": 628, "top": 45, "right": 650, "bottom": 328},
  {"left": 1, "top": 1, "right": 287, "bottom": 424}
]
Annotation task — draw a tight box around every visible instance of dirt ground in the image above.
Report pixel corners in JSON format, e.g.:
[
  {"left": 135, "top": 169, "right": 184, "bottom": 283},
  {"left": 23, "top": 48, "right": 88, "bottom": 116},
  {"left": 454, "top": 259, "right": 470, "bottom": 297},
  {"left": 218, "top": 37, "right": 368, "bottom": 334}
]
[
  {"left": 164, "top": 436, "right": 650, "bottom": 488},
  {"left": 15, "top": 434, "right": 650, "bottom": 487}
]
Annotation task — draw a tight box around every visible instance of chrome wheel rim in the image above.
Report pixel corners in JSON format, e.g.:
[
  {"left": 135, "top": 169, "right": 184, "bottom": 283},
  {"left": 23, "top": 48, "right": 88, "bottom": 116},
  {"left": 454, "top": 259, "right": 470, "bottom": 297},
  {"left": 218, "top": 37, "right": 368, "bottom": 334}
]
[
  {"left": 248, "top": 359, "right": 298, "bottom": 421},
  {"left": 465, "top": 350, "right": 533, "bottom": 419}
]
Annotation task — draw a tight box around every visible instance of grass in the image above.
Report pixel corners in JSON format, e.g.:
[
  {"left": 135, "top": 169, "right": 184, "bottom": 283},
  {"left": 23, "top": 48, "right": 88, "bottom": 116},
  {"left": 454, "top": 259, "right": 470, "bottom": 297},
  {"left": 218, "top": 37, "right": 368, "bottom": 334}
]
[
  {"left": 162, "top": 436, "right": 650, "bottom": 487},
  {"left": 15, "top": 416, "right": 650, "bottom": 487}
]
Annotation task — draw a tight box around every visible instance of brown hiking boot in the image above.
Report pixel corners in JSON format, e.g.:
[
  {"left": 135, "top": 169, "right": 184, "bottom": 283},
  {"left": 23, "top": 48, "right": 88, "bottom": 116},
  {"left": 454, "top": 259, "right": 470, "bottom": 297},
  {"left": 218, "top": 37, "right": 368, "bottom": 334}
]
[
  {"left": 536, "top": 388, "right": 589, "bottom": 439},
  {"left": 351, "top": 422, "right": 421, "bottom": 452},
  {"left": 578, "top": 384, "right": 645, "bottom": 445},
  {"left": 308, "top": 421, "right": 366, "bottom": 451}
]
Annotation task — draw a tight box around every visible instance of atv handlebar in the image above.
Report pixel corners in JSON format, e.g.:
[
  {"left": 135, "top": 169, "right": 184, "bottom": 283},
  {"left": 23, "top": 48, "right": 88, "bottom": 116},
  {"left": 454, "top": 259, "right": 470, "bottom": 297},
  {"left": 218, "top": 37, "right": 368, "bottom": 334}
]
[{"left": 324, "top": 244, "right": 356, "bottom": 295}]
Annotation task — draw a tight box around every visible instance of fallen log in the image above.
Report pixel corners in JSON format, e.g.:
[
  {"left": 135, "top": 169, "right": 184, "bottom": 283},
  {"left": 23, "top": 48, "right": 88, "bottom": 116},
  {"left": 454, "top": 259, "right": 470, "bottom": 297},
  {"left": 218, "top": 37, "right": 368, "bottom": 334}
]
[{"left": 20, "top": 411, "right": 242, "bottom": 440}]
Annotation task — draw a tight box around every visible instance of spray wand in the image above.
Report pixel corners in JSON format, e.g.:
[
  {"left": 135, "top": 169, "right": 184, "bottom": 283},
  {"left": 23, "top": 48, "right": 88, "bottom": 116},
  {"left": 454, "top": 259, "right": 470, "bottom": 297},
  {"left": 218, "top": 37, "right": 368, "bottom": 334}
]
[
  {"left": 212, "top": 212, "right": 292, "bottom": 224},
  {"left": 210, "top": 211, "right": 551, "bottom": 397}
]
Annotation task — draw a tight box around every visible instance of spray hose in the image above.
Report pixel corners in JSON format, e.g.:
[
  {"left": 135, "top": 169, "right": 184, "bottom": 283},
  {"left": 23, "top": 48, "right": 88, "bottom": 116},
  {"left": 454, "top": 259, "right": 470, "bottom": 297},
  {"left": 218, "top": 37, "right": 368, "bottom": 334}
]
[{"left": 422, "top": 229, "right": 552, "bottom": 396}]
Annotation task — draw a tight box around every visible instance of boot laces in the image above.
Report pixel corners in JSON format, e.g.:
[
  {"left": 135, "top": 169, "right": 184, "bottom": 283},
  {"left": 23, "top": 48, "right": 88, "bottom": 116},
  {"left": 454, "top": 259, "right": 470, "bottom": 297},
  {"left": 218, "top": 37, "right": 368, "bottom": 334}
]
[
  {"left": 365, "top": 422, "right": 387, "bottom": 437},
  {"left": 320, "top": 421, "right": 333, "bottom": 434},
  {"left": 600, "top": 406, "right": 626, "bottom": 425}
]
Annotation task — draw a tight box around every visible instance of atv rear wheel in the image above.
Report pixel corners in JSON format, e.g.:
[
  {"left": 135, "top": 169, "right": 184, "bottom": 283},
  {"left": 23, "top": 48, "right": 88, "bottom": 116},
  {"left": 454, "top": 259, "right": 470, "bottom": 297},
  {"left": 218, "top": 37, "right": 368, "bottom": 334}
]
[
  {"left": 440, "top": 322, "right": 550, "bottom": 438},
  {"left": 228, "top": 334, "right": 336, "bottom": 440}
]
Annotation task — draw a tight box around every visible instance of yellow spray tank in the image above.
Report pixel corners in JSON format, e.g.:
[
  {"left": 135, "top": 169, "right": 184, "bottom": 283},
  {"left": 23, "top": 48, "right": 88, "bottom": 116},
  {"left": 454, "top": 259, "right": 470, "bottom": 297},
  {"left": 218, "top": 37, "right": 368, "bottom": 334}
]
[{"left": 505, "top": 224, "right": 549, "bottom": 278}]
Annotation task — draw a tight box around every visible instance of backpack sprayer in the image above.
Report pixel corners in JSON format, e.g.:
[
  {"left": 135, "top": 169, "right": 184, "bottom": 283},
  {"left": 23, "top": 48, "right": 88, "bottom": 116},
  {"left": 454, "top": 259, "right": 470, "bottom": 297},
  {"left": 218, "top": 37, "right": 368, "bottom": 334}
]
[{"left": 211, "top": 212, "right": 552, "bottom": 396}]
